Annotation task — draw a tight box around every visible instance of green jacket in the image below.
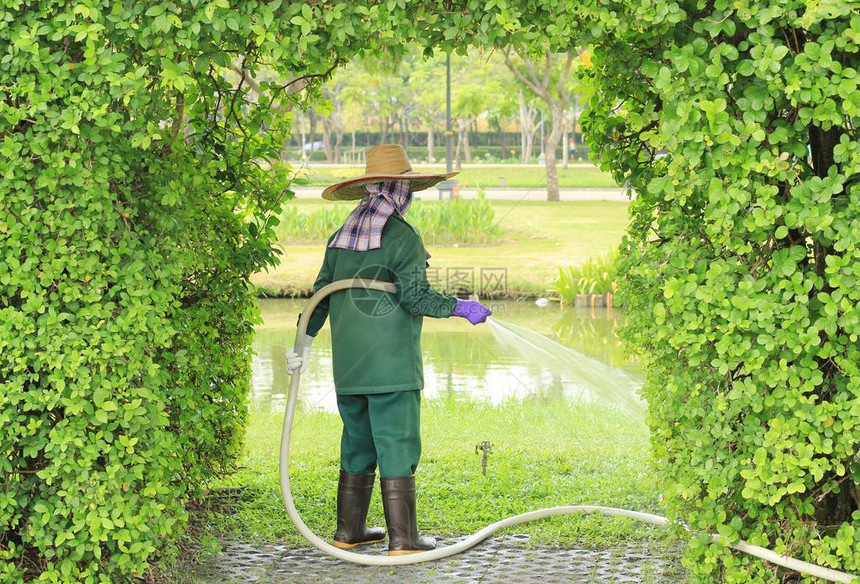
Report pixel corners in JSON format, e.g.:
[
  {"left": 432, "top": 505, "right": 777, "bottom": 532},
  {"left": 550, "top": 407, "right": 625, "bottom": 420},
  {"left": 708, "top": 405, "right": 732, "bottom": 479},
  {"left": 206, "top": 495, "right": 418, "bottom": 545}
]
[{"left": 306, "top": 213, "right": 457, "bottom": 394}]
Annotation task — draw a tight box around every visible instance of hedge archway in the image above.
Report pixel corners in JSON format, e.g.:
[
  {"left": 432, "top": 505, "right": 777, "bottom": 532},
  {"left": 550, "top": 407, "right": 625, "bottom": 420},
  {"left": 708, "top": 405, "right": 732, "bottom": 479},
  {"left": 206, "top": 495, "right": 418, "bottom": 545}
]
[{"left": 2, "top": 1, "right": 857, "bottom": 582}]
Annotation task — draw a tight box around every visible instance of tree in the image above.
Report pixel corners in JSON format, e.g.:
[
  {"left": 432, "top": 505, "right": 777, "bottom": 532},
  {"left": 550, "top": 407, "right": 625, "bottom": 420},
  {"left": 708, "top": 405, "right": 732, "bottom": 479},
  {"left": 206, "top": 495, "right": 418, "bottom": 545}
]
[
  {"left": 338, "top": 63, "right": 375, "bottom": 157},
  {"left": 409, "top": 53, "right": 447, "bottom": 162},
  {"left": 323, "top": 49, "right": 516, "bottom": 166},
  {"left": 503, "top": 48, "right": 578, "bottom": 201},
  {"left": 449, "top": 53, "right": 507, "bottom": 168},
  {"left": 353, "top": 55, "right": 416, "bottom": 146}
]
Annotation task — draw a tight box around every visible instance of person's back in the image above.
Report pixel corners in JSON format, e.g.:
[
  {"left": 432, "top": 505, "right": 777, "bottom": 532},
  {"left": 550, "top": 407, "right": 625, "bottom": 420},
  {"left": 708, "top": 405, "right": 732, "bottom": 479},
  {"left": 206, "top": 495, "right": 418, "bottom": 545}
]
[
  {"left": 320, "top": 214, "right": 455, "bottom": 394},
  {"left": 285, "top": 144, "right": 491, "bottom": 555}
]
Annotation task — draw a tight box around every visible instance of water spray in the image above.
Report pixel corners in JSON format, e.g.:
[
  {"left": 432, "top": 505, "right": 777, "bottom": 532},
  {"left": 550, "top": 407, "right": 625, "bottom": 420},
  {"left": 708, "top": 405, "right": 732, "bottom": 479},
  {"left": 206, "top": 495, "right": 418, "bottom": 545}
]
[{"left": 279, "top": 278, "right": 857, "bottom": 582}]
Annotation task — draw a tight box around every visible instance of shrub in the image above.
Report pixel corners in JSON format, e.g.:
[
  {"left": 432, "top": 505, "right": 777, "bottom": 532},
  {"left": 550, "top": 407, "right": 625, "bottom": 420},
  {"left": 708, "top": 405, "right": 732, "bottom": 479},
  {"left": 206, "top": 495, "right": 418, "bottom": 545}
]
[
  {"left": 0, "top": 130, "right": 284, "bottom": 582},
  {"left": 277, "top": 195, "right": 503, "bottom": 245},
  {"left": 583, "top": 1, "right": 860, "bottom": 580},
  {"left": 0, "top": 2, "right": 324, "bottom": 581}
]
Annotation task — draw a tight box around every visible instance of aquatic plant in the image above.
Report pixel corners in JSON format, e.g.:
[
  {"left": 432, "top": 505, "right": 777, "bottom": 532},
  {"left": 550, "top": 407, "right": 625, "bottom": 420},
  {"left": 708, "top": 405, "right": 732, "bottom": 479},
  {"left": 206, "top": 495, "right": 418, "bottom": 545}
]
[
  {"left": 553, "top": 250, "right": 619, "bottom": 302},
  {"left": 411, "top": 192, "right": 503, "bottom": 245},
  {"left": 277, "top": 205, "right": 349, "bottom": 240},
  {"left": 277, "top": 194, "right": 503, "bottom": 245}
]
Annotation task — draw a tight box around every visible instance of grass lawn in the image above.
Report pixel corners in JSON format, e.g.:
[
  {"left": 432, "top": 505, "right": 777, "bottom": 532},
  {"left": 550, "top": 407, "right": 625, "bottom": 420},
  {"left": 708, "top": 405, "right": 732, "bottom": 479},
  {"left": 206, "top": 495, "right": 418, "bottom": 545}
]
[
  {"left": 253, "top": 199, "right": 630, "bottom": 298},
  {"left": 202, "top": 399, "right": 670, "bottom": 548},
  {"left": 289, "top": 163, "right": 619, "bottom": 189}
]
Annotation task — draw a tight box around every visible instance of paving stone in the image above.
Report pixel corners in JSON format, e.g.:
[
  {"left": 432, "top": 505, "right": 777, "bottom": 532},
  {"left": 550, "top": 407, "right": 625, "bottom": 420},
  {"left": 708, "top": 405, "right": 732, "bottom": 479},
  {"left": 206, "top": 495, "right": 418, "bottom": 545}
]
[{"left": 191, "top": 535, "right": 685, "bottom": 584}]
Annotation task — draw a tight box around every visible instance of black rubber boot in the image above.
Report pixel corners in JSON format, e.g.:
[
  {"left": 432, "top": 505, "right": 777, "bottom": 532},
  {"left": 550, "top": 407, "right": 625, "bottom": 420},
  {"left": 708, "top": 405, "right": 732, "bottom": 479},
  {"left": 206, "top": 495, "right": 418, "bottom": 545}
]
[
  {"left": 332, "top": 470, "right": 386, "bottom": 549},
  {"left": 380, "top": 475, "right": 437, "bottom": 555}
]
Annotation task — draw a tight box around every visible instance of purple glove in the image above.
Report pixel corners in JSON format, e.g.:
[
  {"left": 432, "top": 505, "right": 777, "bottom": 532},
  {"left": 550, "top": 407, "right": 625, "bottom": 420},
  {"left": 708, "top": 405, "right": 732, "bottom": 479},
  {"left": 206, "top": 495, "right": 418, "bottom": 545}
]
[{"left": 452, "top": 299, "right": 492, "bottom": 325}]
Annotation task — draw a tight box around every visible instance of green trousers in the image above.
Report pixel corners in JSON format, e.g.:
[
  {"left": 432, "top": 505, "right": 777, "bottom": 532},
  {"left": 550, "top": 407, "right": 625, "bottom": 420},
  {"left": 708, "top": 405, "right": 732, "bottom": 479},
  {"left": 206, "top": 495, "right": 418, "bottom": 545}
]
[{"left": 336, "top": 390, "right": 421, "bottom": 478}]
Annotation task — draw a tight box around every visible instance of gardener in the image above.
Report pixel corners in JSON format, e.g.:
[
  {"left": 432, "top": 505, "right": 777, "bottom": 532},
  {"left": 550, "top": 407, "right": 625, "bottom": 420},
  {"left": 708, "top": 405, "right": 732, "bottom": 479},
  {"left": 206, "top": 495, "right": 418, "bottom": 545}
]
[{"left": 286, "top": 144, "right": 492, "bottom": 555}]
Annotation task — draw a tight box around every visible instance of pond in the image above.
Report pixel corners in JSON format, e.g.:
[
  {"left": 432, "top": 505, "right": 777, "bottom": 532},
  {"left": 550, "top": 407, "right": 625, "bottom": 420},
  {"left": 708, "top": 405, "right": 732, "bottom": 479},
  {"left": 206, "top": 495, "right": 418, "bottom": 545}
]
[{"left": 251, "top": 299, "right": 644, "bottom": 417}]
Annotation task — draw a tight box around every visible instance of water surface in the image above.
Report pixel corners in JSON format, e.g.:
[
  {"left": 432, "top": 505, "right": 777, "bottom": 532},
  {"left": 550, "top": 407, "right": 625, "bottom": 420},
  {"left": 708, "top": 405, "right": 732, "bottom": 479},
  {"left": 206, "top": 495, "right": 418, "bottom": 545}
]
[{"left": 251, "top": 299, "right": 643, "bottom": 416}]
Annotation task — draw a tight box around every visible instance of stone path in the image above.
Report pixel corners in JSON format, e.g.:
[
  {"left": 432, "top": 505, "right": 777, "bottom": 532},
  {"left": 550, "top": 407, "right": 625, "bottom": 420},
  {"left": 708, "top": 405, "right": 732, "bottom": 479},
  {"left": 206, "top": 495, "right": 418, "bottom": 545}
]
[{"left": 189, "top": 535, "right": 685, "bottom": 583}]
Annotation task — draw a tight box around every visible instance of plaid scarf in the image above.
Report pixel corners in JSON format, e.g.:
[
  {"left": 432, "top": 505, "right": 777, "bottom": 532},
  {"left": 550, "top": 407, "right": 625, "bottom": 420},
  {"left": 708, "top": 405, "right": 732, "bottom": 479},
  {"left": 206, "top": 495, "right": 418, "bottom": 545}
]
[{"left": 329, "top": 180, "right": 429, "bottom": 258}]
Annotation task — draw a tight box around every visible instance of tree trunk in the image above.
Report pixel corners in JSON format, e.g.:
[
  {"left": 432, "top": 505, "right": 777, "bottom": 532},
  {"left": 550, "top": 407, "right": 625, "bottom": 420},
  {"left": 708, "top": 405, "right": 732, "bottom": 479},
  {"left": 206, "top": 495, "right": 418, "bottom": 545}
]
[
  {"left": 333, "top": 123, "right": 342, "bottom": 163},
  {"left": 454, "top": 126, "right": 463, "bottom": 171},
  {"left": 333, "top": 92, "right": 344, "bottom": 163},
  {"left": 455, "top": 119, "right": 471, "bottom": 166},
  {"left": 571, "top": 96, "right": 579, "bottom": 161},
  {"left": 544, "top": 104, "right": 563, "bottom": 202},
  {"left": 518, "top": 92, "right": 536, "bottom": 164},
  {"left": 463, "top": 121, "right": 472, "bottom": 163},
  {"left": 321, "top": 120, "right": 333, "bottom": 161},
  {"left": 299, "top": 110, "right": 306, "bottom": 157},
  {"left": 809, "top": 124, "right": 842, "bottom": 178},
  {"left": 520, "top": 125, "right": 527, "bottom": 164},
  {"left": 321, "top": 85, "right": 343, "bottom": 162},
  {"left": 808, "top": 121, "right": 855, "bottom": 527},
  {"left": 814, "top": 474, "right": 858, "bottom": 527},
  {"left": 504, "top": 50, "right": 575, "bottom": 172},
  {"left": 471, "top": 118, "right": 478, "bottom": 158},
  {"left": 309, "top": 109, "right": 317, "bottom": 155},
  {"left": 427, "top": 128, "right": 434, "bottom": 163},
  {"left": 562, "top": 122, "right": 569, "bottom": 169},
  {"left": 320, "top": 111, "right": 344, "bottom": 163},
  {"left": 532, "top": 121, "right": 543, "bottom": 164},
  {"left": 539, "top": 111, "right": 545, "bottom": 158}
]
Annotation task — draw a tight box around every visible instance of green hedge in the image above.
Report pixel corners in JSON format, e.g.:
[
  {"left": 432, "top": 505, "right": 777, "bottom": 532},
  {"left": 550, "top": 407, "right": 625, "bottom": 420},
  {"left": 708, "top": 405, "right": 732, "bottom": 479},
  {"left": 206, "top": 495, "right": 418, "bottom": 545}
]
[
  {"left": 0, "top": 133, "right": 270, "bottom": 581},
  {"left": 1, "top": 2, "right": 518, "bottom": 580},
  {"left": 584, "top": 1, "right": 859, "bottom": 581},
  {"left": 0, "top": 4, "right": 293, "bottom": 582}
]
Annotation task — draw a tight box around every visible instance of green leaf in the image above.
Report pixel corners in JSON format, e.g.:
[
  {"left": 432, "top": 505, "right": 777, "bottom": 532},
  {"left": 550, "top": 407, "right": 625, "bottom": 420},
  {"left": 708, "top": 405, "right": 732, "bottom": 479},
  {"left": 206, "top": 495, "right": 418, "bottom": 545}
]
[{"left": 94, "top": 409, "right": 108, "bottom": 424}]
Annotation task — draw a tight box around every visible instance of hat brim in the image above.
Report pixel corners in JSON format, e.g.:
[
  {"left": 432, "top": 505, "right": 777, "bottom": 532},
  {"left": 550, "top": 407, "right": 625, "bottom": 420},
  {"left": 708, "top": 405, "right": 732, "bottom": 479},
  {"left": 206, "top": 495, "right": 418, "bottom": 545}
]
[{"left": 322, "top": 172, "right": 459, "bottom": 201}]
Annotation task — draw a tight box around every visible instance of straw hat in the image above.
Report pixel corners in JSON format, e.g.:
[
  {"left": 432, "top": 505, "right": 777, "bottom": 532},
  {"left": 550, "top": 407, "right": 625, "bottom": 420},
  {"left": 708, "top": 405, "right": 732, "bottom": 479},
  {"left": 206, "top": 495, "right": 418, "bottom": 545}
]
[{"left": 322, "top": 144, "right": 458, "bottom": 201}]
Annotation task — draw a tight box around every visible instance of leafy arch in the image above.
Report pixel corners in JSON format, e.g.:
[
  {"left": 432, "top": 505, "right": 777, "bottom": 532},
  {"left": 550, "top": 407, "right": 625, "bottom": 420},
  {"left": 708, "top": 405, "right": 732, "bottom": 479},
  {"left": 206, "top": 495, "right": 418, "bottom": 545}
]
[{"left": 2, "top": 1, "right": 857, "bottom": 582}]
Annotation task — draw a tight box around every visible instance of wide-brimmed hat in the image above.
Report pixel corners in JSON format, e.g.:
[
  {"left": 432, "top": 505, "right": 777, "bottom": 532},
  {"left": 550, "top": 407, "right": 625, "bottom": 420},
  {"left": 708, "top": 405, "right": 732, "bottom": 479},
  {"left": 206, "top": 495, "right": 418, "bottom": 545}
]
[{"left": 322, "top": 144, "right": 458, "bottom": 201}]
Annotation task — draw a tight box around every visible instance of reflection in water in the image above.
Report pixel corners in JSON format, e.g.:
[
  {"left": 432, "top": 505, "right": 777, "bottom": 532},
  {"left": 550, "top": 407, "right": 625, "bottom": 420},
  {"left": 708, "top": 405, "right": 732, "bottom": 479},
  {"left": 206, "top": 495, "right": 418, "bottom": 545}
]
[
  {"left": 551, "top": 308, "right": 631, "bottom": 370},
  {"left": 250, "top": 299, "right": 643, "bottom": 414}
]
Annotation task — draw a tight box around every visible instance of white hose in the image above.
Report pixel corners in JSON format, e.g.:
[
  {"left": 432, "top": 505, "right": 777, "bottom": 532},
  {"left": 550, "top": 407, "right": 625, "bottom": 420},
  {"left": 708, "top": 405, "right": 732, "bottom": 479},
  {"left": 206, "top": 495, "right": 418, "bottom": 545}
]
[{"left": 279, "top": 278, "right": 858, "bottom": 582}]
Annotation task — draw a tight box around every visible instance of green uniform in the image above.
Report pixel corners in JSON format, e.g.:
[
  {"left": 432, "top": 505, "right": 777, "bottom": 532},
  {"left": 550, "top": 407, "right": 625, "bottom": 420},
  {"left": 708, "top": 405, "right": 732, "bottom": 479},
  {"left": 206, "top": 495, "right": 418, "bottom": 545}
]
[
  {"left": 306, "top": 212, "right": 456, "bottom": 476},
  {"left": 337, "top": 391, "right": 422, "bottom": 476}
]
